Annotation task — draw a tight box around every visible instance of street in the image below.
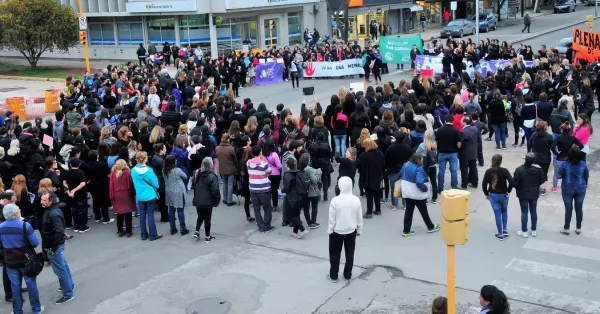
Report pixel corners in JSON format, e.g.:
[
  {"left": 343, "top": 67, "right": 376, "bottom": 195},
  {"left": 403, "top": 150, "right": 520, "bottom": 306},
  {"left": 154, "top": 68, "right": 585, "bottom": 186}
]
[{"left": 1, "top": 10, "right": 600, "bottom": 314}]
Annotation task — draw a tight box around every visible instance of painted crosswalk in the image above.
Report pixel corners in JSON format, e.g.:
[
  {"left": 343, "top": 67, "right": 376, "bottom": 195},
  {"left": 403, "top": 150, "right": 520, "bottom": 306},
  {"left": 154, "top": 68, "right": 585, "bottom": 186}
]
[
  {"left": 523, "top": 239, "right": 600, "bottom": 262},
  {"left": 505, "top": 258, "right": 600, "bottom": 281}
]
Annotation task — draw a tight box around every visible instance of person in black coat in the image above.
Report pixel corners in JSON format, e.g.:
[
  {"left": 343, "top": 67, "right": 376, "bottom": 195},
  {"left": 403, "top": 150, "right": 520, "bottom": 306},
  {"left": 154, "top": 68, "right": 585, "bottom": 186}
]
[
  {"left": 530, "top": 121, "right": 553, "bottom": 195},
  {"left": 442, "top": 51, "right": 453, "bottom": 78},
  {"left": 86, "top": 150, "right": 112, "bottom": 223},
  {"left": 357, "top": 139, "right": 385, "bottom": 218},
  {"left": 160, "top": 102, "right": 181, "bottom": 129},
  {"left": 513, "top": 152, "right": 546, "bottom": 238},
  {"left": 192, "top": 156, "right": 220, "bottom": 242},
  {"left": 308, "top": 132, "right": 333, "bottom": 201},
  {"left": 459, "top": 117, "right": 480, "bottom": 189}
]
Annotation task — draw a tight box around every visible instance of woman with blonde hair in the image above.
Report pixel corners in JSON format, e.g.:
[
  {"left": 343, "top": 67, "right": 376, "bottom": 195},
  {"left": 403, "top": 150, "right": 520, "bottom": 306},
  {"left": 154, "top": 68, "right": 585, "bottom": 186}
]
[
  {"left": 357, "top": 138, "right": 385, "bottom": 218},
  {"left": 176, "top": 124, "right": 189, "bottom": 147},
  {"left": 338, "top": 86, "right": 349, "bottom": 104},
  {"left": 149, "top": 125, "right": 164, "bottom": 144},
  {"left": 245, "top": 116, "right": 259, "bottom": 144},
  {"left": 99, "top": 126, "right": 114, "bottom": 144},
  {"left": 148, "top": 86, "right": 161, "bottom": 117},
  {"left": 34, "top": 178, "right": 54, "bottom": 229},
  {"left": 110, "top": 159, "right": 135, "bottom": 237},
  {"left": 12, "top": 174, "right": 33, "bottom": 219},
  {"left": 355, "top": 128, "right": 371, "bottom": 159},
  {"left": 416, "top": 130, "right": 439, "bottom": 204}
]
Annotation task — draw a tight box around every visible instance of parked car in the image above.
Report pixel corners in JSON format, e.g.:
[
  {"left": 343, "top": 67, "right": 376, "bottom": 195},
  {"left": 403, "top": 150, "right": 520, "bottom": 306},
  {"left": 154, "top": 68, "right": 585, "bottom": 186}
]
[
  {"left": 554, "top": 37, "right": 572, "bottom": 55},
  {"left": 554, "top": 0, "right": 576, "bottom": 12},
  {"left": 471, "top": 12, "right": 498, "bottom": 32},
  {"left": 587, "top": 0, "right": 600, "bottom": 6},
  {"left": 440, "top": 19, "right": 476, "bottom": 38}
]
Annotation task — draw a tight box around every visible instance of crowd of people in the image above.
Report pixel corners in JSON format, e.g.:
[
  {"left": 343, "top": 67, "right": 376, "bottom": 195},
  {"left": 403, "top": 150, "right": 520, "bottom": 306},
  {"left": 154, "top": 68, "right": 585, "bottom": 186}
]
[{"left": 0, "top": 31, "right": 596, "bottom": 314}]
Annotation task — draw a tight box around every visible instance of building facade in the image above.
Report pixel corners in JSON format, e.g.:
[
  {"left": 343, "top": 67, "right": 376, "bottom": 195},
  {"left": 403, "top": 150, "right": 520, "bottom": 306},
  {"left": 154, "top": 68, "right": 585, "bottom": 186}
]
[{"left": 0, "top": 0, "right": 328, "bottom": 61}]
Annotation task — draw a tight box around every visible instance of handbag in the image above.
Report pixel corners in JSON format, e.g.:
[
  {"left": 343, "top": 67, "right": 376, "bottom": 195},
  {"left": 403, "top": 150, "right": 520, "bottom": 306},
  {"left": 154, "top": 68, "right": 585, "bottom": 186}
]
[{"left": 22, "top": 222, "right": 44, "bottom": 278}]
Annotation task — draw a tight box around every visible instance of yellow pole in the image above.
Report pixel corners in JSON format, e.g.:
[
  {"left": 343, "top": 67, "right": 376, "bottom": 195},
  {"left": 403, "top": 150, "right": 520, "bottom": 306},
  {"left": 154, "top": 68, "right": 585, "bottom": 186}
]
[
  {"left": 447, "top": 245, "right": 456, "bottom": 314},
  {"left": 75, "top": 0, "right": 91, "bottom": 73},
  {"left": 269, "top": 29, "right": 273, "bottom": 47}
]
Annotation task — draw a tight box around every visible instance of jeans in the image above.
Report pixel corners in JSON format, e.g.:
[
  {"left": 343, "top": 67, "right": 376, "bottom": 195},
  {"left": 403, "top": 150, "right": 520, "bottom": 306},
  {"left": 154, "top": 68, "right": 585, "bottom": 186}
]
[
  {"left": 6, "top": 267, "right": 42, "bottom": 314},
  {"left": 427, "top": 166, "right": 438, "bottom": 201},
  {"left": 137, "top": 199, "right": 159, "bottom": 240},
  {"left": 519, "top": 198, "right": 538, "bottom": 232},
  {"left": 489, "top": 193, "right": 509, "bottom": 235},
  {"left": 48, "top": 243, "right": 74, "bottom": 299},
  {"left": 329, "top": 231, "right": 357, "bottom": 280},
  {"left": 222, "top": 174, "right": 234, "bottom": 204},
  {"left": 389, "top": 170, "right": 402, "bottom": 207},
  {"left": 403, "top": 198, "right": 435, "bottom": 234},
  {"left": 553, "top": 159, "right": 565, "bottom": 188},
  {"left": 523, "top": 126, "right": 533, "bottom": 152},
  {"left": 251, "top": 192, "right": 273, "bottom": 231},
  {"left": 296, "top": 63, "right": 304, "bottom": 79},
  {"left": 492, "top": 123, "right": 507, "bottom": 148},
  {"left": 168, "top": 207, "right": 187, "bottom": 231},
  {"left": 562, "top": 189, "right": 586, "bottom": 229},
  {"left": 90, "top": 185, "right": 110, "bottom": 222},
  {"left": 333, "top": 135, "right": 346, "bottom": 156},
  {"left": 438, "top": 153, "right": 459, "bottom": 191}
]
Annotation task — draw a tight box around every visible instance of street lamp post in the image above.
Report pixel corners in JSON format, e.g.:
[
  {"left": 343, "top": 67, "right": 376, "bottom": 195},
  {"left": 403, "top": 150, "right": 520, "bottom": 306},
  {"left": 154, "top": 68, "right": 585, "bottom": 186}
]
[
  {"left": 475, "top": 0, "right": 480, "bottom": 45},
  {"left": 74, "top": 0, "right": 91, "bottom": 73}
]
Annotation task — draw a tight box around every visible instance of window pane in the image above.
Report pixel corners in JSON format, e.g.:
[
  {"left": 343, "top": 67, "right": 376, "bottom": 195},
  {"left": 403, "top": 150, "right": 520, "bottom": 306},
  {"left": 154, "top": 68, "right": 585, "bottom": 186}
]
[
  {"left": 102, "top": 23, "right": 115, "bottom": 45},
  {"left": 147, "top": 17, "right": 175, "bottom": 44},
  {"left": 118, "top": 23, "right": 143, "bottom": 45},
  {"left": 179, "top": 25, "right": 210, "bottom": 48},
  {"left": 89, "top": 24, "right": 103, "bottom": 45},
  {"left": 287, "top": 12, "right": 302, "bottom": 46},
  {"left": 216, "top": 23, "right": 232, "bottom": 55}
]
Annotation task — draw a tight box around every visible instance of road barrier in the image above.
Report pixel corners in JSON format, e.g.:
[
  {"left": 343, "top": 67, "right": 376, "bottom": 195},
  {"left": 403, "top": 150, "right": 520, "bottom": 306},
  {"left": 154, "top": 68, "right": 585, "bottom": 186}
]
[{"left": 0, "top": 88, "right": 63, "bottom": 120}]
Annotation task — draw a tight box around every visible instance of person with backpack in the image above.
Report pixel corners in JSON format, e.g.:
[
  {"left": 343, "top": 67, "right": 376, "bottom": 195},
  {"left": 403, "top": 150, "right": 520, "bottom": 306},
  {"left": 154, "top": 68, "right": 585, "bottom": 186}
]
[
  {"left": 298, "top": 153, "right": 322, "bottom": 229},
  {"left": 282, "top": 158, "right": 308, "bottom": 238}
]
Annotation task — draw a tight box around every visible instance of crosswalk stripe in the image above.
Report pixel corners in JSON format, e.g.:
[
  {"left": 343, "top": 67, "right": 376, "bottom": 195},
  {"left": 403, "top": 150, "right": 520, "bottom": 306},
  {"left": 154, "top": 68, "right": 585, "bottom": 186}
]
[
  {"left": 491, "top": 281, "right": 600, "bottom": 313},
  {"left": 505, "top": 258, "right": 600, "bottom": 281},
  {"left": 537, "top": 222, "right": 600, "bottom": 240},
  {"left": 523, "top": 239, "right": 600, "bottom": 262}
]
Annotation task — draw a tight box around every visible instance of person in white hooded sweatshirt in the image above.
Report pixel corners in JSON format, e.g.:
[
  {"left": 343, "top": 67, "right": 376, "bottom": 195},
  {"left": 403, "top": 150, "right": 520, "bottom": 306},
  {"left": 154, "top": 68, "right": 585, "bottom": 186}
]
[{"left": 327, "top": 176, "right": 363, "bottom": 283}]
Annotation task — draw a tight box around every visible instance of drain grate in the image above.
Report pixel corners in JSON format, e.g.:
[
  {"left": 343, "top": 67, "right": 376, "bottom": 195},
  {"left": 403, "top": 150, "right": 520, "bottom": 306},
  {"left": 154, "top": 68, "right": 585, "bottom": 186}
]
[{"left": 186, "top": 297, "right": 231, "bottom": 314}]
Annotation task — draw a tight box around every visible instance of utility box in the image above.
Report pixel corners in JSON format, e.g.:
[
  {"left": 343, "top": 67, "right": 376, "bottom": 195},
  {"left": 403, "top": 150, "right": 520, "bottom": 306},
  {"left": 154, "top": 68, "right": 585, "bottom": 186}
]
[{"left": 440, "top": 189, "right": 471, "bottom": 245}]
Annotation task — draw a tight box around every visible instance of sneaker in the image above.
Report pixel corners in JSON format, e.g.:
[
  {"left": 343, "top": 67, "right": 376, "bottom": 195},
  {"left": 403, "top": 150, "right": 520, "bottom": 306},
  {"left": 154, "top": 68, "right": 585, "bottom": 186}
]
[
  {"left": 495, "top": 234, "right": 504, "bottom": 241},
  {"left": 363, "top": 214, "right": 373, "bottom": 219},
  {"left": 266, "top": 226, "right": 275, "bottom": 233},
  {"left": 374, "top": 211, "right": 382, "bottom": 216},
  {"left": 550, "top": 187, "right": 558, "bottom": 193},
  {"left": 296, "top": 230, "right": 309, "bottom": 239},
  {"left": 540, "top": 189, "right": 547, "bottom": 196},
  {"left": 431, "top": 199, "right": 437, "bottom": 204},
  {"left": 180, "top": 229, "right": 190, "bottom": 236},
  {"left": 94, "top": 219, "right": 101, "bottom": 223},
  {"left": 389, "top": 205, "right": 398, "bottom": 211},
  {"left": 170, "top": 229, "right": 178, "bottom": 235},
  {"left": 384, "top": 198, "right": 389, "bottom": 203},
  {"left": 193, "top": 231, "right": 200, "bottom": 239},
  {"left": 327, "top": 275, "right": 338, "bottom": 283},
  {"left": 309, "top": 223, "right": 321, "bottom": 229},
  {"left": 427, "top": 224, "right": 440, "bottom": 233},
  {"left": 503, "top": 230, "right": 510, "bottom": 236},
  {"left": 102, "top": 218, "right": 115, "bottom": 224},
  {"left": 149, "top": 235, "right": 163, "bottom": 241},
  {"left": 246, "top": 217, "right": 256, "bottom": 223},
  {"left": 204, "top": 236, "right": 215, "bottom": 243},
  {"left": 531, "top": 230, "right": 537, "bottom": 237},
  {"left": 79, "top": 227, "right": 90, "bottom": 233},
  {"left": 37, "top": 305, "right": 45, "bottom": 313},
  {"left": 65, "top": 226, "right": 73, "bottom": 230},
  {"left": 55, "top": 296, "right": 74, "bottom": 304},
  {"left": 516, "top": 230, "right": 528, "bottom": 238},
  {"left": 402, "top": 231, "right": 415, "bottom": 237}
]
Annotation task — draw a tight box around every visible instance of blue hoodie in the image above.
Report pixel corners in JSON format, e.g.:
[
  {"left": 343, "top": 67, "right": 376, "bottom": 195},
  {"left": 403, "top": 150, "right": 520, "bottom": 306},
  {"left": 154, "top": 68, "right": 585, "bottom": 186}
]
[
  {"left": 171, "top": 147, "right": 191, "bottom": 177},
  {"left": 131, "top": 164, "right": 160, "bottom": 202},
  {"left": 400, "top": 161, "right": 429, "bottom": 200},
  {"left": 433, "top": 106, "right": 450, "bottom": 129}
]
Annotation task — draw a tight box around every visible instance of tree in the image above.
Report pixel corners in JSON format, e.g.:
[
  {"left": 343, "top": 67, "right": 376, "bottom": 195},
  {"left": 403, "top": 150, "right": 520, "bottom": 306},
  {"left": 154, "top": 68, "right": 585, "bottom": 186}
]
[{"left": 0, "top": 0, "right": 78, "bottom": 68}]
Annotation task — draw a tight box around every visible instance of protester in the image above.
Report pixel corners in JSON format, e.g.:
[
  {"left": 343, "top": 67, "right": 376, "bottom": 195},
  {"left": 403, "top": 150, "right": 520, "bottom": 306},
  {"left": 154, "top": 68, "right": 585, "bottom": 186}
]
[
  {"left": 558, "top": 146, "right": 589, "bottom": 236},
  {"left": 513, "top": 153, "right": 546, "bottom": 238},
  {"left": 163, "top": 155, "right": 190, "bottom": 236},
  {"left": 109, "top": 159, "right": 135, "bottom": 237},
  {"left": 131, "top": 152, "right": 162, "bottom": 241},
  {"left": 482, "top": 154, "right": 514, "bottom": 241},
  {"left": 192, "top": 157, "right": 220, "bottom": 243}
]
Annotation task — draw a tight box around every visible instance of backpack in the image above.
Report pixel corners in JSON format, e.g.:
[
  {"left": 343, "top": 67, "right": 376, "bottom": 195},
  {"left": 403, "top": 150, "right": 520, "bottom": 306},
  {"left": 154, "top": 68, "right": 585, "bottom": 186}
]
[{"left": 295, "top": 170, "right": 310, "bottom": 196}]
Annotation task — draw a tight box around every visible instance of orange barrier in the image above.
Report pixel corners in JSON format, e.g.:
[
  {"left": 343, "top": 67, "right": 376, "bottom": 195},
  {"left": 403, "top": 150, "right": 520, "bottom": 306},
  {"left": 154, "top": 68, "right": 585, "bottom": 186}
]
[
  {"left": 6, "top": 97, "right": 26, "bottom": 120},
  {"left": 44, "top": 89, "right": 61, "bottom": 113}
]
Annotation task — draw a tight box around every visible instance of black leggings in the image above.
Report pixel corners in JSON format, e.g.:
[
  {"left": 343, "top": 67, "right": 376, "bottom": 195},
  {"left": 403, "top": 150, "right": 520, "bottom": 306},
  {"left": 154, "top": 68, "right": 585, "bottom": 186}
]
[
  {"left": 195, "top": 207, "right": 213, "bottom": 237},
  {"left": 513, "top": 115, "right": 525, "bottom": 145},
  {"left": 302, "top": 196, "right": 320, "bottom": 225},
  {"left": 116, "top": 213, "right": 132, "bottom": 234},
  {"left": 290, "top": 202, "right": 306, "bottom": 233},
  {"left": 373, "top": 67, "right": 382, "bottom": 83},
  {"left": 428, "top": 166, "right": 438, "bottom": 200},
  {"left": 269, "top": 175, "right": 281, "bottom": 208},
  {"left": 291, "top": 73, "right": 299, "bottom": 88},
  {"left": 365, "top": 188, "right": 381, "bottom": 214},
  {"left": 380, "top": 171, "right": 389, "bottom": 199}
]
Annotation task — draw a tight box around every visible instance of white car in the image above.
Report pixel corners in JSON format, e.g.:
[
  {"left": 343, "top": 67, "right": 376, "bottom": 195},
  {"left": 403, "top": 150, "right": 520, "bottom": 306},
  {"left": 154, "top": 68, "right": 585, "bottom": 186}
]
[{"left": 555, "top": 37, "right": 572, "bottom": 55}]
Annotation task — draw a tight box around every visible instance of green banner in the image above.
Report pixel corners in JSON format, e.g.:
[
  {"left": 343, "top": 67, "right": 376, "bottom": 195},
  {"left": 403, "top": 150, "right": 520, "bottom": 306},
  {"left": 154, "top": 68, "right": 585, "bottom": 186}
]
[{"left": 379, "top": 35, "right": 423, "bottom": 64}]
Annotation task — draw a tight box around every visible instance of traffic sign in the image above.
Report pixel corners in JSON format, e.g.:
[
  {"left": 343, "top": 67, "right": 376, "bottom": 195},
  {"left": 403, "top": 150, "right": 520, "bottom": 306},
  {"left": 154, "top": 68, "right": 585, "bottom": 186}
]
[{"left": 78, "top": 17, "right": 87, "bottom": 30}]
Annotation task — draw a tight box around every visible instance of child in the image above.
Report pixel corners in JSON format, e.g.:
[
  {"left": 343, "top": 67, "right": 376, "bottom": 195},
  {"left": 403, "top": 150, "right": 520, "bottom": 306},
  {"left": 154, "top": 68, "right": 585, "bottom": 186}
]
[
  {"left": 248, "top": 63, "right": 256, "bottom": 87},
  {"left": 334, "top": 147, "right": 357, "bottom": 196}
]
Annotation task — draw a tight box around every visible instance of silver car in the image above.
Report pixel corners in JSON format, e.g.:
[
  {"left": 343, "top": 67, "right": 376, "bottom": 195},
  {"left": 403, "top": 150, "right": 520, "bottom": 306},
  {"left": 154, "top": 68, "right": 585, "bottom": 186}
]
[
  {"left": 555, "top": 37, "right": 572, "bottom": 55},
  {"left": 440, "top": 19, "right": 476, "bottom": 38}
]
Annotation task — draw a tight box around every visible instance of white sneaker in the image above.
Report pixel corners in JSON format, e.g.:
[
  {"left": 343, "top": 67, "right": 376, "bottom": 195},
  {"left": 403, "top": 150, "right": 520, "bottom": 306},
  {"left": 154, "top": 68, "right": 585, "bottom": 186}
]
[
  {"left": 531, "top": 231, "right": 537, "bottom": 237},
  {"left": 102, "top": 218, "right": 115, "bottom": 224},
  {"left": 517, "top": 230, "right": 528, "bottom": 238}
]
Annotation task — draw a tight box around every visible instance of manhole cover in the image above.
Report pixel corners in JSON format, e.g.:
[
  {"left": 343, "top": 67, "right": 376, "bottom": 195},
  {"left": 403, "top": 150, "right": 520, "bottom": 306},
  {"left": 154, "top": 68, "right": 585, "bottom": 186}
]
[{"left": 186, "top": 297, "right": 231, "bottom": 314}]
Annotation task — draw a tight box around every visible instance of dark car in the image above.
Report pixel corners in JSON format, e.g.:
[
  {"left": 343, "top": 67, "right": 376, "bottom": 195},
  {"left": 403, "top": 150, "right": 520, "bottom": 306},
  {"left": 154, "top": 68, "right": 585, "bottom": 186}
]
[
  {"left": 471, "top": 12, "right": 498, "bottom": 32},
  {"left": 554, "top": 0, "right": 576, "bottom": 12},
  {"left": 440, "top": 19, "right": 476, "bottom": 38}
]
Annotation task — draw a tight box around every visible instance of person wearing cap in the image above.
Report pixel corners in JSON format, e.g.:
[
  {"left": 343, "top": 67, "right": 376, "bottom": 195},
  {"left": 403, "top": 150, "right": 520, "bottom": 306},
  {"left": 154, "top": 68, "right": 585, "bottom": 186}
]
[
  {"left": 0, "top": 203, "right": 44, "bottom": 314},
  {"left": 40, "top": 191, "right": 74, "bottom": 305}
]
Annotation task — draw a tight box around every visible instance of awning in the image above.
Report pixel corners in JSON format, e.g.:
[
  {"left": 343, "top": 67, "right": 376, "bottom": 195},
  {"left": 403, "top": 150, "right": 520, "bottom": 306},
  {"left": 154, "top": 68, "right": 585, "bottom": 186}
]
[{"left": 410, "top": 5, "right": 424, "bottom": 11}]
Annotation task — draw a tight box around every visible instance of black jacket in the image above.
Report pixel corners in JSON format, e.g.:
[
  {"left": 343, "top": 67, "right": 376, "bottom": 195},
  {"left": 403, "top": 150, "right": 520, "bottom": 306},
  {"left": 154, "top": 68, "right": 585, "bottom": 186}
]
[
  {"left": 282, "top": 169, "right": 302, "bottom": 207},
  {"left": 41, "top": 205, "right": 66, "bottom": 252},
  {"left": 160, "top": 110, "right": 181, "bottom": 129},
  {"left": 308, "top": 141, "right": 332, "bottom": 172},
  {"left": 530, "top": 131, "right": 553, "bottom": 164},
  {"left": 488, "top": 99, "right": 507, "bottom": 125},
  {"left": 357, "top": 150, "right": 385, "bottom": 189},
  {"left": 460, "top": 124, "right": 480, "bottom": 161},
  {"left": 513, "top": 164, "right": 546, "bottom": 200},
  {"left": 385, "top": 142, "right": 412, "bottom": 173},
  {"left": 193, "top": 171, "right": 220, "bottom": 208}
]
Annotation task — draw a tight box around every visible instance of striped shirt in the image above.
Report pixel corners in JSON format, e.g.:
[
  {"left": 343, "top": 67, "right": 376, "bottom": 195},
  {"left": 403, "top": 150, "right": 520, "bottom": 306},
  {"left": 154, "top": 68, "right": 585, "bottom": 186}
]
[{"left": 247, "top": 157, "right": 272, "bottom": 193}]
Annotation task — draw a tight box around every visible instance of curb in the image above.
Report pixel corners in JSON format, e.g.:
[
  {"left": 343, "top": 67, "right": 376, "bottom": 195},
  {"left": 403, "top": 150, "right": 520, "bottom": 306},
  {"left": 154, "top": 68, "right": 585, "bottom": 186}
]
[
  {"left": 507, "top": 15, "right": 600, "bottom": 44},
  {"left": 0, "top": 75, "right": 64, "bottom": 82}
]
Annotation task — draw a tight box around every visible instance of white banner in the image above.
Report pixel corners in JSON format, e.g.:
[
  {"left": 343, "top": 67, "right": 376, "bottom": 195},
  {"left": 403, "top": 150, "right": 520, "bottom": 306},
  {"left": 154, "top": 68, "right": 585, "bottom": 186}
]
[
  {"left": 226, "top": 0, "right": 318, "bottom": 9},
  {"left": 303, "top": 59, "right": 365, "bottom": 78},
  {"left": 125, "top": 1, "right": 197, "bottom": 13}
]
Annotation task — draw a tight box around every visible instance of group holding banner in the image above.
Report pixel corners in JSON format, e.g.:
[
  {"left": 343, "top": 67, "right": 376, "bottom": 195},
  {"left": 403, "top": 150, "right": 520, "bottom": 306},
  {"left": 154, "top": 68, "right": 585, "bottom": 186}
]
[
  {"left": 254, "top": 58, "right": 366, "bottom": 86},
  {"left": 414, "top": 55, "right": 535, "bottom": 78}
]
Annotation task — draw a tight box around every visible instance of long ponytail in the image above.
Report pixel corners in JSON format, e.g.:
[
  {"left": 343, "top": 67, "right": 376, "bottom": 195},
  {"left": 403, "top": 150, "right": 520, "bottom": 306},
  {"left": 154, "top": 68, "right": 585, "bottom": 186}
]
[{"left": 480, "top": 285, "right": 510, "bottom": 314}]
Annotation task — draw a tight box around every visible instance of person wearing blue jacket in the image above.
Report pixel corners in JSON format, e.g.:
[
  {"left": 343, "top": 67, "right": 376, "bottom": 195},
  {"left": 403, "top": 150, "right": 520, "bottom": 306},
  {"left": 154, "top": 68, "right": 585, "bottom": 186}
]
[
  {"left": 131, "top": 151, "right": 162, "bottom": 241},
  {"left": 400, "top": 153, "right": 440, "bottom": 237}
]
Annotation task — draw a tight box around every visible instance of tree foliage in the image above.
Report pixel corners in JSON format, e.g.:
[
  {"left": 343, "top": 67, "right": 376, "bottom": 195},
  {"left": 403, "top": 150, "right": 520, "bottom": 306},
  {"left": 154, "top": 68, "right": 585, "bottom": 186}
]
[{"left": 0, "top": 0, "right": 78, "bottom": 68}]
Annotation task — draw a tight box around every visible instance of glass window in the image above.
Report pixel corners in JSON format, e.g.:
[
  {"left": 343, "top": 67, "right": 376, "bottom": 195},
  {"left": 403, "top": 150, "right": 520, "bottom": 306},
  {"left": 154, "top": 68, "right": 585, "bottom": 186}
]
[
  {"left": 287, "top": 12, "right": 302, "bottom": 46},
  {"left": 179, "top": 15, "right": 210, "bottom": 51},
  {"left": 214, "top": 17, "right": 258, "bottom": 56},
  {"left": 147, "top": 17, "right": 176, "bottom": 44},
  {"left": 117, "top": 22, "right": 143, "bottom": 45},
  {"left": 264, "top": 18, "right": 279, "bottom": 47},
  {"left": 89, "top": 23, "right": 115, "bottom": 45}
]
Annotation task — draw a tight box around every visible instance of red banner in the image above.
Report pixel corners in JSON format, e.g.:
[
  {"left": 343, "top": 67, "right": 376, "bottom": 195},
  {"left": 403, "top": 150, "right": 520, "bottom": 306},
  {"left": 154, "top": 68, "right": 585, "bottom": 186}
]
[{"left": 572, "top": 27, "right": 600, "bottom": 63}]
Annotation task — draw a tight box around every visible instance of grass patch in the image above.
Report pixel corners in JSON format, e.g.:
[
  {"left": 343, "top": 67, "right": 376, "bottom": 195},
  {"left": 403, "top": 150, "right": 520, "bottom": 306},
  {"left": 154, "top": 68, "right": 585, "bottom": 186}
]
[{"left": 0, "top": 63, "right": 82, "bottom": 79}]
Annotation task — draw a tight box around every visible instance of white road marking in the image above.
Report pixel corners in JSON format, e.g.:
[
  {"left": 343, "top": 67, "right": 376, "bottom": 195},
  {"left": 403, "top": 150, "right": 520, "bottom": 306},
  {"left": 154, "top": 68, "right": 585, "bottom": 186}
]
[
  {"left": 523, "top": 239, "right": 600, "bottom": 262},
  {"left": 491, "top": 281, "right": 600, "bottom": 313},
  {"left": 505, "top": 258, "right": 600, "bottom": 281}
]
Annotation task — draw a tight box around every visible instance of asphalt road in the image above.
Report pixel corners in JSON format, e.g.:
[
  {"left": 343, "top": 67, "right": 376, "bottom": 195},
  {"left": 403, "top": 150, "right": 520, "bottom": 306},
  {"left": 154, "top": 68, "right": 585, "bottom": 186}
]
[{"left": 512, "top": 21, "right": 583, "bottom": 49}]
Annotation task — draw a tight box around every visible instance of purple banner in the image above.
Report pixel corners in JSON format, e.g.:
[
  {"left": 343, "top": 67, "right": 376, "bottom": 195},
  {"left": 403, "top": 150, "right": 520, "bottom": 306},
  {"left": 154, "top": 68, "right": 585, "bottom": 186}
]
[{"left": 254, "top": 62, "right": 284, "bottom": 86}]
